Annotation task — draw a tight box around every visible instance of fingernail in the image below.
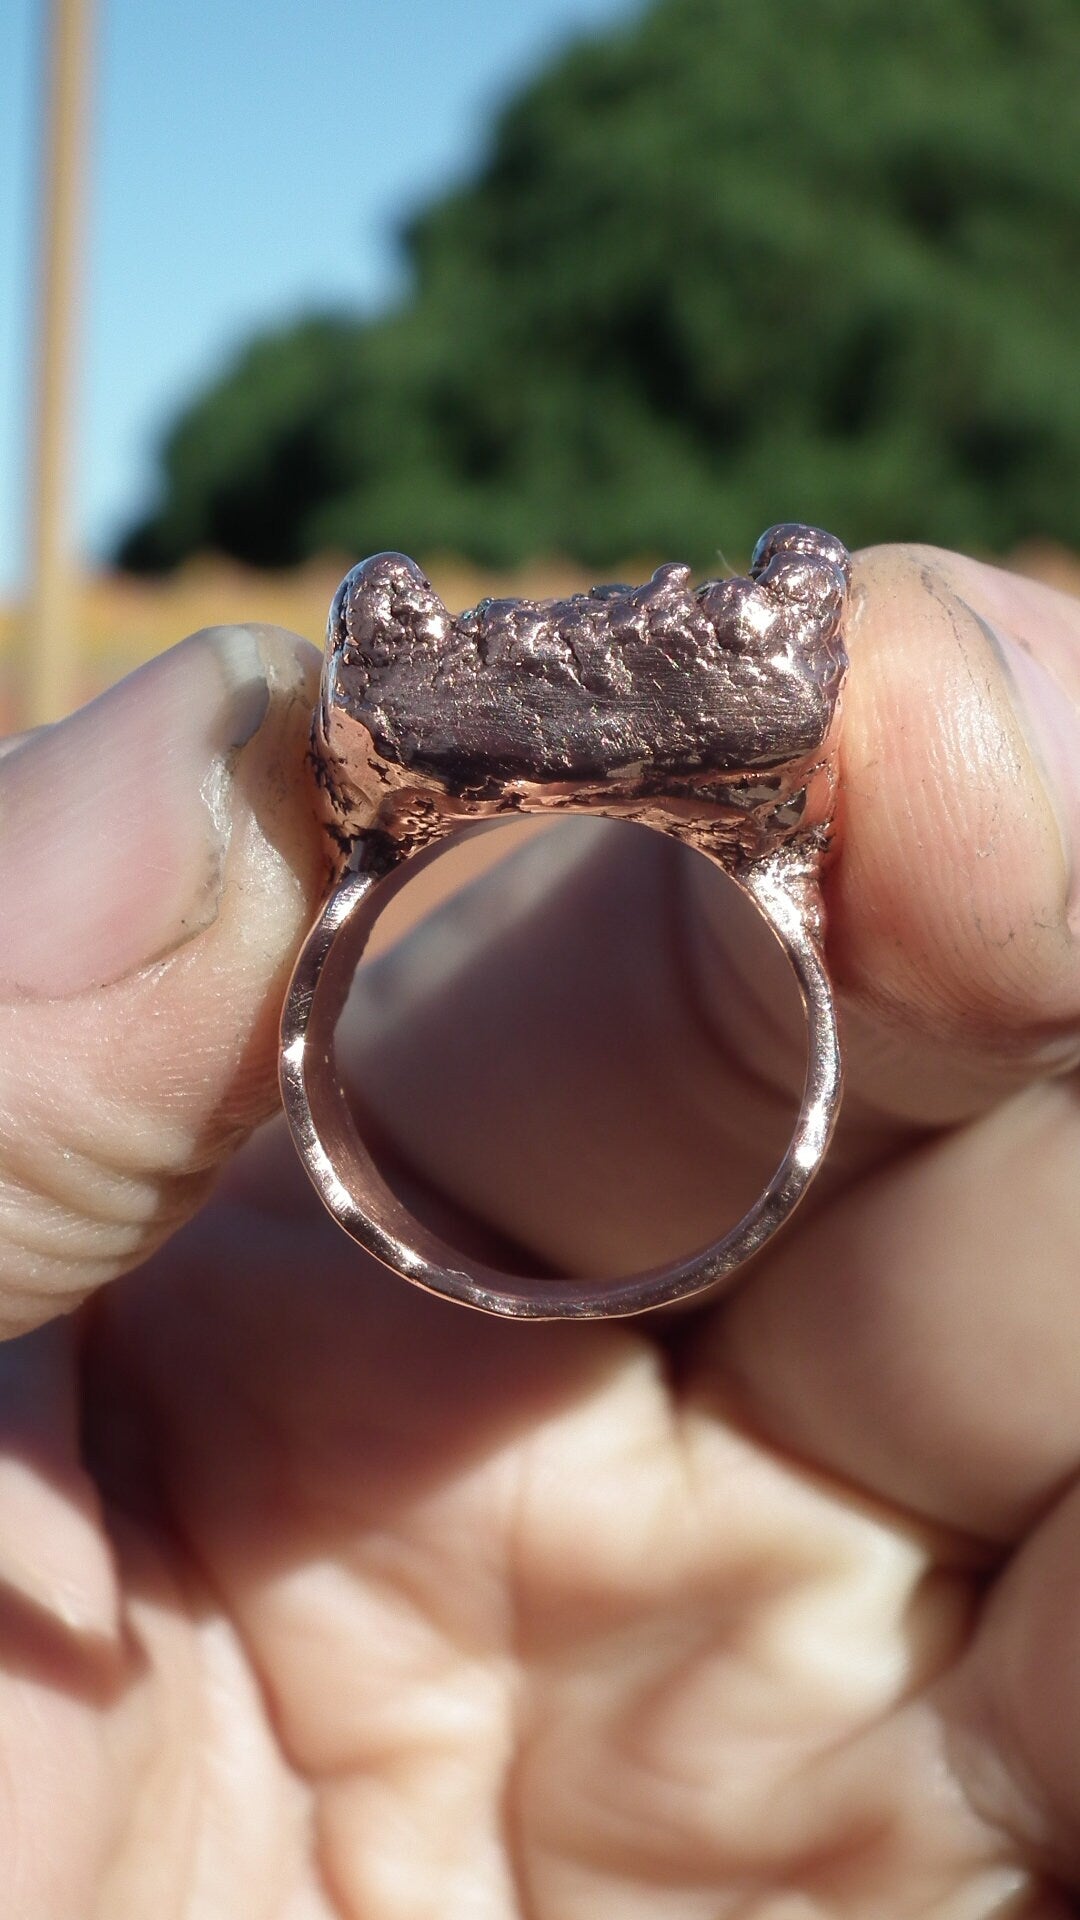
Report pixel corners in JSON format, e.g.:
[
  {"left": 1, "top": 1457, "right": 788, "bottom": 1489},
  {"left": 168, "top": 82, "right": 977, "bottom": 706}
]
[
  {"left": 948, "top": 560, "right": 1080, "bottom": 941},
  {"left": 0, "top": 626, "right": 270, "bottom": 998}
]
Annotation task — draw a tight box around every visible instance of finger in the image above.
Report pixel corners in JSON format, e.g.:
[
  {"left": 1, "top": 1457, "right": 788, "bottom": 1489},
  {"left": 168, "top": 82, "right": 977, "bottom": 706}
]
[
  {"left": 819, "top": 544, "right": 1080, "bottom": 1122},
  {"left": 0, "top": 1319, "right": 118, "bottom": 1641},
  {"left": 330, "top": 544, "right": 1080, "bottom": 1276},
  {"left": 939, "top": 1472, "right": 1080, "bottom": 1883},
  {"left": 700, "top": 1068, "right": 1080, "bottom": 1542},
  {"left": 0, "top": 625, "right": 326, "bottom": 1335}
]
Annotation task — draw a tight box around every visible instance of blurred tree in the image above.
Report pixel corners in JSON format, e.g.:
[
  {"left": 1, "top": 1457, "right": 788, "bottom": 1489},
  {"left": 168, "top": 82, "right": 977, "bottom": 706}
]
[{"left": 118, "top": 0, "right": 1080, "bottom": 572}]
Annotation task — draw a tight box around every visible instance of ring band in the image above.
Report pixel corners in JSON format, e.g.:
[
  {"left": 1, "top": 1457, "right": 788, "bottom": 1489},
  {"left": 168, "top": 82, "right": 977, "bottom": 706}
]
[
  {"left": 281, "top": 835, "right": 840, "bottom": 1317},
  {"left": 280, "top": 523, "right": 851, "bottom": 1319}
]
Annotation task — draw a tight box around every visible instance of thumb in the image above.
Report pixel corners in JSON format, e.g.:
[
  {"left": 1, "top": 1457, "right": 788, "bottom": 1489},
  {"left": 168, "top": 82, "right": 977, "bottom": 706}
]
[{"left": 0, "top": 623, "right": 325, "bottom": 1337}]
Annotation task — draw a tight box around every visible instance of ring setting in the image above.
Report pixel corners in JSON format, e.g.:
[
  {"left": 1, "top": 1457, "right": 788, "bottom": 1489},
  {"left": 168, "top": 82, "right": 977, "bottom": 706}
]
[{"left": 280, "top": 522, "right": 851, "bottom": 1318}]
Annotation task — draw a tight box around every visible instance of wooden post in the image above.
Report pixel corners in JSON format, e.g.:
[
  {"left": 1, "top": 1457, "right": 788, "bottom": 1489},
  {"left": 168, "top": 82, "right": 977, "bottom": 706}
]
[{"left": 22, "top": 0, "right": 94, "bottom": 728}]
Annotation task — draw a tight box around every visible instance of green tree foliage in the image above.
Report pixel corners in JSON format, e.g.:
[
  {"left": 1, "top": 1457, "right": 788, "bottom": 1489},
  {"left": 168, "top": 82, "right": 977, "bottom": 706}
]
[{"left": 119, "top": 0, "right": 1080, "bottom": 572}]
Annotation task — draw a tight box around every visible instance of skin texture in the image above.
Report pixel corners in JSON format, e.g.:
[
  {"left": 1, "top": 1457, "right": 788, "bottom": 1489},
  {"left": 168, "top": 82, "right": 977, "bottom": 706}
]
[{"left": 0, "top": 546, "right": 1078, "bottom": 1917}]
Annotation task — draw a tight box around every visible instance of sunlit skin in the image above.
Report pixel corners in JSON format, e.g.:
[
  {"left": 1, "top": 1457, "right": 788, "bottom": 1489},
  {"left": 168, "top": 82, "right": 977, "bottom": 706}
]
[{"left": 0, "top": 546, "right": 1078, "bottom": 1916}]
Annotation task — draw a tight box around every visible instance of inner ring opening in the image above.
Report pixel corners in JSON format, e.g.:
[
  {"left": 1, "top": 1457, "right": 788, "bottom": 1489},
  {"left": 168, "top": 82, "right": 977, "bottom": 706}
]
[{"left": 292, "top": 817, "right": 825, "bottom": 1317}]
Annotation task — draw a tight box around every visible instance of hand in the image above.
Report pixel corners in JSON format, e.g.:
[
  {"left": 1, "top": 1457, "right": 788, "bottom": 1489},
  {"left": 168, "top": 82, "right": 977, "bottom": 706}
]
[{"left": 0, "top": 550, "right": 1077, "bottom": 1917}]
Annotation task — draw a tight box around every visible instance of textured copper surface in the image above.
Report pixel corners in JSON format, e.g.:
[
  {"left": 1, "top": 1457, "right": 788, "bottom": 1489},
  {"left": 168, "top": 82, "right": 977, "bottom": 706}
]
[{"left": 314, "top": 523, "right": 849, "bottom": 868}]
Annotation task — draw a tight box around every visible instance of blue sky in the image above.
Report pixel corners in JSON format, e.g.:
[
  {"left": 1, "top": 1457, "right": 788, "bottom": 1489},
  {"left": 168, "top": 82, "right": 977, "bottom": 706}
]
[{"left": 0, "top": 0, "right": 638, "bottom": 593}]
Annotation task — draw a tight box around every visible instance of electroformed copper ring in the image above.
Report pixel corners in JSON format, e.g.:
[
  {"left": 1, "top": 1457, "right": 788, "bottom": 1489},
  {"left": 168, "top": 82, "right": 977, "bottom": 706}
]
[{"left": 280, "top": 522, "right": 851, "bottom": 1319}]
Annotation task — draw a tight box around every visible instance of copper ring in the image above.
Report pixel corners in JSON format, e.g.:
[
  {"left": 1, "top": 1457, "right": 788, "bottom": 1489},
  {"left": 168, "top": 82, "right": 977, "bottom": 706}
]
[{"left": 280, "top": 523, "right": 851, "bottom": 1319}]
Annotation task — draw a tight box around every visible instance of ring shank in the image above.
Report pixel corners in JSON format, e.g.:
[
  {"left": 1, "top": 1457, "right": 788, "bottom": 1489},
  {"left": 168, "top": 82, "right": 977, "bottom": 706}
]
[{"left": 279, "top": 833, "right": 841, "bottom": 1319}]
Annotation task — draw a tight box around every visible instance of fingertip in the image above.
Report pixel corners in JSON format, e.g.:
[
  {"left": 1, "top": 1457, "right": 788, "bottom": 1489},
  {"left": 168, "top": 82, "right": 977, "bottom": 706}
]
[
  {"left": 0, "top": 623, "right": 327, "bottom": 1330},
  {"left": 0, "top": 623, "right": 323, "bottom": 1001},
  {"left": 828, "top": 544, "right": 1080, "bottom": 1102}
]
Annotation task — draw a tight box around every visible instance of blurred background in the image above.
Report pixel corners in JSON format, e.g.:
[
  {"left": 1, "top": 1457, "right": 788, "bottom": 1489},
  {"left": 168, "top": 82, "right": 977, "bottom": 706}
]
[{"left": 3, "top": 0, "right": 1079, "bottom": 730}]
